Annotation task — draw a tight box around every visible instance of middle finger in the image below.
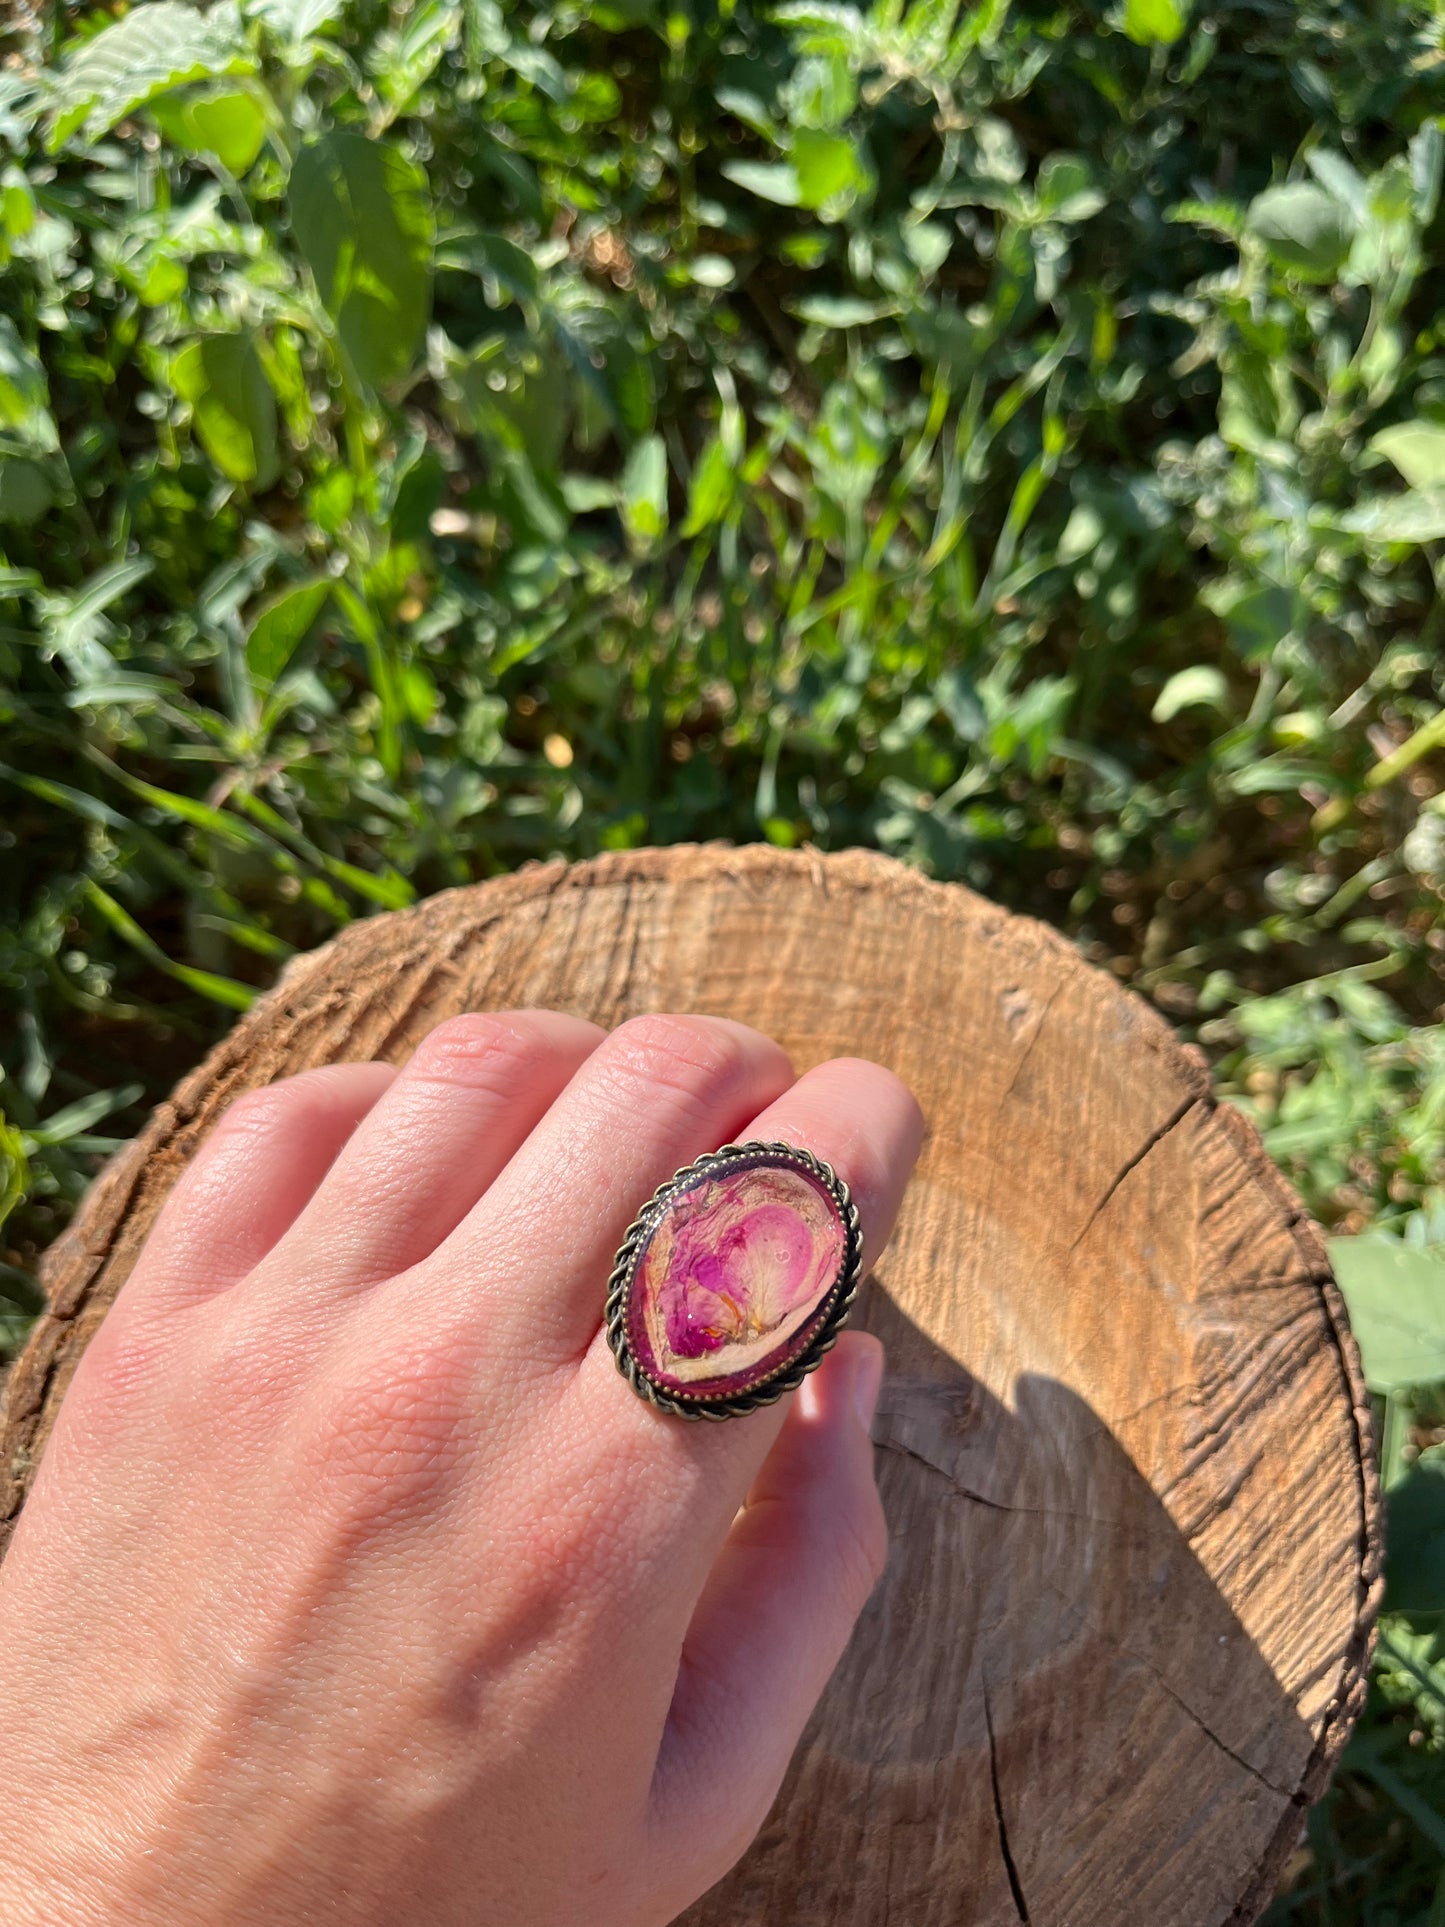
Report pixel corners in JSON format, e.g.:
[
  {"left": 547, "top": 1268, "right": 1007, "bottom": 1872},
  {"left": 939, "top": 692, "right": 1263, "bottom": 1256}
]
[{"left": 410, "top": 1012, "right": 796, "bottom": 1367}]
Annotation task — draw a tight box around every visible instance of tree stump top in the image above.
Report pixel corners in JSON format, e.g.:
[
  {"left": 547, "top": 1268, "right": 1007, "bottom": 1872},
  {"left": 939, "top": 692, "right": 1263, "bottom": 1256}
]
[{"left": 1, "top": 844, "right": 1382, "bottom": 1926}]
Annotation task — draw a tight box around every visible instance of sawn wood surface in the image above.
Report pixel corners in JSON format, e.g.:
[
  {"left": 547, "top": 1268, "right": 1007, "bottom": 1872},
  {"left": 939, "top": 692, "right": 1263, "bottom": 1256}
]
[{"left": 0, "top": 844, "right": 1382, "bottom": 1926}]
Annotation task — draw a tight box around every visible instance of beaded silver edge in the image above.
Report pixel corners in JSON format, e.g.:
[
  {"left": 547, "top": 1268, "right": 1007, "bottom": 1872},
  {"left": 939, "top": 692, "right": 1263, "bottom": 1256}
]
[{"left": 604, "top": 1139, "right": 864, "bottom": 1422}]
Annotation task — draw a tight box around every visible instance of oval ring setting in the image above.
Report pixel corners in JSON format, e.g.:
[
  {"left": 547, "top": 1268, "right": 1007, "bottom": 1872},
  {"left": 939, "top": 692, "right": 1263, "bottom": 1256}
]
[{"left": 605, "top": 1140, "right": 863, "bottom": 1422}]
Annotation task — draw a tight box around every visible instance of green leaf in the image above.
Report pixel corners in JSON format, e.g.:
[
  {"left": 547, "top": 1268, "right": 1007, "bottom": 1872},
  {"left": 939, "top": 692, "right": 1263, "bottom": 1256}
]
[
  {"left": 0, "top": 458, "right": 52, "bottom": 526},
  {"left": 1246, "top": 182, "right": 1357, "bottom": 281},
  {"left": 1057, "top": 502, "right": 1105, "bottom": 564},
  {"left": 1383, "top": 1454, "right": 1445, "bottom": 1614},
  {"left": 1305, "top": 148, "right": 1369, "bottom": 223},
  {"left": 620, "top": 433, "right": 668, "bottom": 550},
  {"left": 1340, "top": 489, "right": 1445, "bottom": 544},
  {"left": 307, "top": 466, "right": 355, "bottom": 534},
  {"left": 437, "top": 230, "right": 539, "bottom": 305},
  {"left": 559, "top": 475, "right": 616, "bottom": 513},
  {"left": 1201, "top": 576, "right": 1293, "bottom": 658},
  {"left": 40, "top": 557, "right": 153, "bottom": 682},
  {"left": 370, "top": 0, "right": 459, "bottom": 110},
  {"left": 28, "top": 1083, "right": 143, "bottom": 1148},
  {"left": 0, "top": 1112, "right": 27, "bottom": 1245},
  {"left": 245, "top": 578, "right": 331, "bottom": 687},
  {"left": 140, "top": 254, "right": 188, "bottom": 305},
  {"left": 247, "top": 0, "right": 345, "bottom": 40},
  {"left": 172, "top": 335, "right": 279, "bottom": 486},
  {"left": 47, "top": 1, "right": 255, "bottom": 153},
  {"left": 681, "top": 435, "right": 735, "bottom": 536},
  {"left": 689, "top": 253, "right": 735, "bottom": 289},
  {"left": 0, "top": 315, "right": 58, "bottom": 453},
  {"left": 901, "top": 221, "right": 951, "bottom": 276},
  {"left": 721, "top": 160, "right": 802, "bottom": 207},
  {"left": 1151, "top": 664, "right": 1229, "bottom": 722},
  {"left": 1, "top": 163, "right": 36, "bottom": 241},
  {"left": 1036, "top": 153, "right": 1106, "bottom": 223},
  {"left": 791, "top": 294, "right": 893, "bottom": 327},
  {"left": 151, "top": 84, "right": 268, "bottom": 175},
  {"left": 1370, "top": 422, "right": 1445, "bottom": 491},
  {"left": 972, "top": 116, "right": 1025, "bottom": 184},
  {"left": 290, "top": 132, "right": 435, "bottom": 391},
  {"left": 84, "top": 879, "right": 256, "bottom": 1011},
  {"left": 791, "top": 130, "right": 863, "bottom": 211},
  {"left": 1329, "top": 1234, "right": 1445, "bottom": 1393},
  {"left": 1122, "top": 0, "right": 1189, "bottom": 45},
  {"left": 1410, "top": 120, "right": 1443, "bottom": 225}
]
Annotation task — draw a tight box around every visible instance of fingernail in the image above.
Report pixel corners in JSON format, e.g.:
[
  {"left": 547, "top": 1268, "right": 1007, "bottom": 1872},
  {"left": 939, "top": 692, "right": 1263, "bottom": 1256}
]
[{"left": 850, "top": 1344, "right": 885, "bottom": 1433}]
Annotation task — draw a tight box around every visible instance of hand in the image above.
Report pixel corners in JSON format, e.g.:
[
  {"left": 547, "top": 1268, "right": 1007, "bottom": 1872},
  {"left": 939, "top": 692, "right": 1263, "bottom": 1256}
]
[{"left": 0, "top": 1011, "right": 923, "bottom": 1926}]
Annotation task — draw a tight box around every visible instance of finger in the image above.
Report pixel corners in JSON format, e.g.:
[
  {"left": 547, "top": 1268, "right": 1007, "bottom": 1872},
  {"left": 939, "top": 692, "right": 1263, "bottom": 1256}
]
[
  {"left": 645, "top": 1334, "right": 888, "bottom": 1880},
  {"left": 256, "top": 1010, "right": 606, "bottom": 1296},
  {"left": 414, "top": 1012, "right": 796, "bottom": 1364},
  {"left": 121, "top": 1062, "right": 397, "bottom": 1311},
  {"left": 740, "top": 1053, "right": 927, "bottom": 1279},
  {"left": 571, "top": 1051, "right": 923, "bottom": 1583}
]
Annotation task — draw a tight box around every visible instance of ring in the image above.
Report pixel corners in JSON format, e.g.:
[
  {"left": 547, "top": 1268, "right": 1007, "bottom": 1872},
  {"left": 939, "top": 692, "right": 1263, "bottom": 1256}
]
[{"left": 605, "top": 1140, "right": 863, "bottom": 1422}]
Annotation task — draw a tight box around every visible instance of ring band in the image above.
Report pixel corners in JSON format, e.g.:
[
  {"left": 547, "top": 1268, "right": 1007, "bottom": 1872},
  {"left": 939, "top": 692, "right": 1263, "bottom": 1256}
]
[{"left": 605, "top": 1140, "right": 863, "bottom": 1422}]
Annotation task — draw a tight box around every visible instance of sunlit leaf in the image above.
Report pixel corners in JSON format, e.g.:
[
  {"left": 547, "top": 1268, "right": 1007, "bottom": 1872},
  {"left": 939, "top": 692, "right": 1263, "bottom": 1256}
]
[
  {"left": 172, "top": 335, "right": 279, "bottom": 486},
  {"left": 1246, "top": 181, "right": 1356, "bottom": 280},
  {"left": 290, "top": 132, "right": 435, "bottom": 390},
  {"left": 151, "top": 84, "right": 268, "bottom": 175},
  {"left": 1329, "top": 1234, "right": 1445, "bottom": 1393},
  {"left": 1036, "top": 153, "right": 1106, "bottom": 222},
  {"left": 791, "top": 130, "right": 863, "bottom": 210},
  {"left": 620, "top": 432, "right": 667, "bottom": 550},
  {"left": 1341, "top": 489, "right": 1445, "bottom": 544},
  {"left": 1370, "top": 421, "right": 1445, "bottom": 491},
  {"left": 721, "top": 160, "right": 802, "bottom": 207},
  {"left": 681, "top": 437, "right": 735, "bottom": 536},
  {"left": 47, "top": 1, "right": 254, "bottom": 152},
  {"left": 1121, "top": 0, "right": 1189, "bottom": 45},
  {"left": 0, "top": 316, "right": 58, "bottom": 452},
  {"left": 246, "top": 0, "right": 345, "bottom": 38},
  {"left": 245, "top": 578, "right": 331, "bottom": 687},
  {"left": 1151, "top": 665, "right": 1229, "bottom": 723}
]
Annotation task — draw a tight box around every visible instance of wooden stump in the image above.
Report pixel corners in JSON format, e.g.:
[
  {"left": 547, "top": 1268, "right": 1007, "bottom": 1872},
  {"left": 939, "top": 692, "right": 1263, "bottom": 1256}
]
[{"left": 0, "top": 845, "right": 1381, "bottom": 1925}]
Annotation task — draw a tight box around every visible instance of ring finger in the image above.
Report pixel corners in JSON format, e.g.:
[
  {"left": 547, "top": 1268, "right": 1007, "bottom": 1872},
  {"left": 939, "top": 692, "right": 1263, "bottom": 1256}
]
[{"left": 572, "top": 1051, "right": 923, "bottom": 1591}]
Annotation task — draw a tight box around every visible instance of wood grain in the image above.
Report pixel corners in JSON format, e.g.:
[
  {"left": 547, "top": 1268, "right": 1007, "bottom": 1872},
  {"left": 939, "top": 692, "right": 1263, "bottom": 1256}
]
[{"left": 0, "top": 844, "right": 1381, "bottom": 1925}]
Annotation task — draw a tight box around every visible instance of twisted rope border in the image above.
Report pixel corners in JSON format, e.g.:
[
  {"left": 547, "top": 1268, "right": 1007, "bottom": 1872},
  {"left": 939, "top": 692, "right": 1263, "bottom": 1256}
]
[{"left": 604, "top": 1140, "right": 864, "bottom": 1422}]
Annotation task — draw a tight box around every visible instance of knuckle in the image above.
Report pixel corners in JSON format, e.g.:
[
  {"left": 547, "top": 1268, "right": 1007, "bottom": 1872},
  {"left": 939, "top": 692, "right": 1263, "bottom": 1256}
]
[
  {"left": 405, "top": 1012, "right": 544, "bottom": 1097},
  {"left": 604, "top": 1013, "right": 749, "bottom": 1107},
  {"left": 529, "top": 1493, "right": 616, "bottom": 1599},
  {"left": 301, "top": 1337, "right": 473, "bottom": 1527},
  {"left": 216, "top": 1080, "right": 299, "bottom": 1137},
  {"left": 496, "top": 1424, "right": 653, "bottom": 1606},
  {"left": 187, "top": 1302, "right": 307, "bottom": 1430},
  {"left": 60, "top": 1310, "right": 168, "bottom": 1444}
]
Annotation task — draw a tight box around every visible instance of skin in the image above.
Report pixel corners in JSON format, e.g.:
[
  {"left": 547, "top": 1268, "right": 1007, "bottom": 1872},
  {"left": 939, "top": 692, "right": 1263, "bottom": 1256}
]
[{"left": 0, "top": 1010, "right": 923, "bottom": 1927}]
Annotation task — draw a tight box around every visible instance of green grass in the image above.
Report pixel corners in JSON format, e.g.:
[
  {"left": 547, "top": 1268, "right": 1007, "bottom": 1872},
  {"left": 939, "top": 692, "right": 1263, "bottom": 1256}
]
[{"left": 3, "top": 0, "right": 1445, "bottom": 1912}]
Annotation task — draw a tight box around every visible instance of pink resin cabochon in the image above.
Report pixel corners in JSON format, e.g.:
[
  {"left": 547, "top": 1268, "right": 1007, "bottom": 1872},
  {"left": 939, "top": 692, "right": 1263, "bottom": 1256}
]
[{"left": 623, "top": 1152, "right": 849, "bottom": 1401}]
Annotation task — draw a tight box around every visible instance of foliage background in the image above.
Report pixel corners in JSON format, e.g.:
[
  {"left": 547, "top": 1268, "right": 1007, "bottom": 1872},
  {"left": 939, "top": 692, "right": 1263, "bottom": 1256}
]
[{"left": 3, "top": 0, "right": 1445, "bottom": 1914}]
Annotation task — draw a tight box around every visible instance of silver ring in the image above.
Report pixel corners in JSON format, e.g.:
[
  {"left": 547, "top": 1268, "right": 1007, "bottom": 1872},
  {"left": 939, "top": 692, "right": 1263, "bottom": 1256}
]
[{"left": 604, "top": 1140, "right": 863, "bottom": 1422}]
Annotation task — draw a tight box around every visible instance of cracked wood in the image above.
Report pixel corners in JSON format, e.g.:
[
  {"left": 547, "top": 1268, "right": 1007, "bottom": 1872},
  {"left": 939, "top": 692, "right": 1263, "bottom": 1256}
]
[{"left": 0, "top": 844, "right": 1381, "bottom": 1926}]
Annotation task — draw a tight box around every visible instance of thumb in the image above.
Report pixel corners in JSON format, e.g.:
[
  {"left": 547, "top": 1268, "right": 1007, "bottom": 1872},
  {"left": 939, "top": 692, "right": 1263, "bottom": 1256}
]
[{"left": 646, "top": 1332, "right": 888, "bottom": 1880}]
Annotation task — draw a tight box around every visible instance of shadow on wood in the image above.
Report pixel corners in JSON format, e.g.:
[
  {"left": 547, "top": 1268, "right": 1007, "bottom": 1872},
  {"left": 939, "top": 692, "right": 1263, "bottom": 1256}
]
[
  {"left": 700, "top": 1287, "right": 1319, "bottom": 1925},
  {"left": 0, "top": 844, "right": 1381, "bottom": 1926}
]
